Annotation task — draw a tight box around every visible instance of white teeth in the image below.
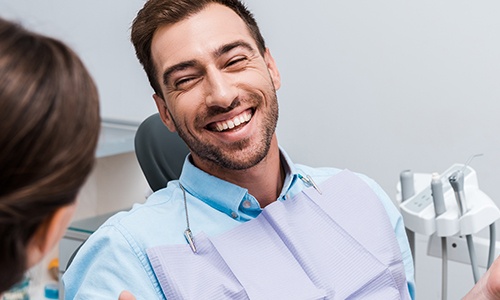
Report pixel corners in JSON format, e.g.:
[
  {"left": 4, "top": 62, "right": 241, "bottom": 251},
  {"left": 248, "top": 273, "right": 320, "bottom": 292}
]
[{"left": 213, "top": 110, "right": 252, "bottom": 132}]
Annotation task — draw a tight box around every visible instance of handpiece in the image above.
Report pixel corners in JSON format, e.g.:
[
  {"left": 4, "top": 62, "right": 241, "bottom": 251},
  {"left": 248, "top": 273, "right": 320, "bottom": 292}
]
[
  {"left": 400, "top": 170, "right": 415, "bottom": 201},
  {"left": 431, "top": 173, "right": 446, "bottom": 217},
  {"left": 448, "top": 153, "right": 483, "bottom": 216},
  {"left": 448, "top": 170, "right": 467, "bottom": 216},
  {"left": 400, "top": 170, "right": 416, "bottom": 270}
]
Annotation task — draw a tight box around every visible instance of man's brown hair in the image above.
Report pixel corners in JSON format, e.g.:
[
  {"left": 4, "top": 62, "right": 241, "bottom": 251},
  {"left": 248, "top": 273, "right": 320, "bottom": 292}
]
[{"left": 131, "top": 0, "right": 266, "bottom": 98}]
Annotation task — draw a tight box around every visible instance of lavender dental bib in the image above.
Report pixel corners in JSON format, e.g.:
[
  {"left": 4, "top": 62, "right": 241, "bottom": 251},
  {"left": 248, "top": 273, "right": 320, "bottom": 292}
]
[{"left": 147, "top": 170, "right": 410, "bottom": 299}]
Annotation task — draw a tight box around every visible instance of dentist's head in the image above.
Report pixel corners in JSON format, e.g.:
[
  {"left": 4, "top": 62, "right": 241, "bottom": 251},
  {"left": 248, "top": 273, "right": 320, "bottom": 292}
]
[{"left": 0, "top": 18, "right": 100, "bottom": 293}]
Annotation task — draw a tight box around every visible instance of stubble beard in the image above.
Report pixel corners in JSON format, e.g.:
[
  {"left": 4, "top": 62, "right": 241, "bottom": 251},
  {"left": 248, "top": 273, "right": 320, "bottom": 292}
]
[{"left": 174, "top": 91, "right": 279, "bottom": 171}]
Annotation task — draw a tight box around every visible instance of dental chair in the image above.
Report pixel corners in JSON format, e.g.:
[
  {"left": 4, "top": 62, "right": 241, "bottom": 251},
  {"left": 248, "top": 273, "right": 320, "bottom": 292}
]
[{"left": 134, "top": 113, "right": 190, "bottom": 192}]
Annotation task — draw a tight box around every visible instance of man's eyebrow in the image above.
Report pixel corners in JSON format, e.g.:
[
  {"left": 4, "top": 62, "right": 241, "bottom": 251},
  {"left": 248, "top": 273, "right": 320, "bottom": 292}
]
[
  {"left": 214, "top": 40, "right": 254, "bottom": 58},
  {"left": 161, "top": 41, "right": 255, "bottom": 86},
  {"left": 162, "top": 60, "right": 197, "bottom": 86}
]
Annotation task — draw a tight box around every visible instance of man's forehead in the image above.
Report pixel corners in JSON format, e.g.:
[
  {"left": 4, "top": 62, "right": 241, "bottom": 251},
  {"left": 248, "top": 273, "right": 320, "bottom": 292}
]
[{"left": 150, "top": 3, "right": 256, "bottom": 70}]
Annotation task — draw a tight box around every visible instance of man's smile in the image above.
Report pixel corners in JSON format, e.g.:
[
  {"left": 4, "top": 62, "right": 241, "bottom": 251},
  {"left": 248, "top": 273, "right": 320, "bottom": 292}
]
[{"left": 207, "top": 109, "right": 253, "bottom": 132}]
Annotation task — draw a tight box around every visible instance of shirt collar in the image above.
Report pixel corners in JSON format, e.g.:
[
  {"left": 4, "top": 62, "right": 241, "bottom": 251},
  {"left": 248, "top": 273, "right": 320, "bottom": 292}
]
[
  {"left": 178, "top": 147, "right": 302, "bottom": 220},
  {"left": 278, "top": 148, "right": 302, "bottom": 199}
]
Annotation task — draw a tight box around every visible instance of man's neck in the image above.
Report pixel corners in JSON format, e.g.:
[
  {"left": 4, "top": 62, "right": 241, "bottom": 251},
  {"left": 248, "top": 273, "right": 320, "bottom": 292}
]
[
  {"left": 193, "top": 136, "right": 284, "bottom": 207},
  {"left": 228, "top": 141, "right": 284, "bottom": 207}
]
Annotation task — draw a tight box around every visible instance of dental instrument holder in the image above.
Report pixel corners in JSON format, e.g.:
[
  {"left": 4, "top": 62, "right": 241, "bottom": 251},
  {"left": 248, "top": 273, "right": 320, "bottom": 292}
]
[{"left": 397, "top": 164, "right": 500, "bottom": 238}]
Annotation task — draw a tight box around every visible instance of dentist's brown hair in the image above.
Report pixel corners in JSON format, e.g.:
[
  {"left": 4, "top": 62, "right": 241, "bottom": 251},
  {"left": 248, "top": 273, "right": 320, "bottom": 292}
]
[{"left": 0, "top": 18, "right": 100, "bottom": 292}]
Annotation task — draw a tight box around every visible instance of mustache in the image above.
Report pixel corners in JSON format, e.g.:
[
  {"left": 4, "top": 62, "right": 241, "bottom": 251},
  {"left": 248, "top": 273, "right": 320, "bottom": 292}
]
[
  {"left": 205, "top": 98, "right": 242, "bottom": 117},
  {"left": 204, "top": 92, "right": 261, "bottom": 118}
]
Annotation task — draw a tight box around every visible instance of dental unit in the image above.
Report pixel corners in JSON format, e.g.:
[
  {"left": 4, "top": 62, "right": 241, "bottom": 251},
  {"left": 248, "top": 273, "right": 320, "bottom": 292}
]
[{"left": 397, "top": 155, "right": 500, "bottom": 300}]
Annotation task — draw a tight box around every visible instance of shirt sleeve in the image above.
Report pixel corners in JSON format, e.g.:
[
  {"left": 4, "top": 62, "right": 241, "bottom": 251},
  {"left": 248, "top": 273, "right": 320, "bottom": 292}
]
[{"left": 62, "top": 223, "right": 165, "bottom": 300}]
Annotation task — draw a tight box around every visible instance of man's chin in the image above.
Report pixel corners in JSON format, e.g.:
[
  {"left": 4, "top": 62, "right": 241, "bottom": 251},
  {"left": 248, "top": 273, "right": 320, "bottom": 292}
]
[{"left": 212, "top": 148, "right": 269, "bottom": 171}]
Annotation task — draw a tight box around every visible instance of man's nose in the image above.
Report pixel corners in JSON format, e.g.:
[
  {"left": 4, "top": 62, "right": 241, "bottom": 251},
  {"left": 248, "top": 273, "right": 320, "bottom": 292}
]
[{"left": 204, "top": 69, "right": 238, "bottom": 108}]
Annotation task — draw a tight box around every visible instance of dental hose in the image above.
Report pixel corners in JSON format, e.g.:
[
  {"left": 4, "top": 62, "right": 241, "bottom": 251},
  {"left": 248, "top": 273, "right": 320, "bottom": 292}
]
[
  {"left": 431, "top": 173, "right": 447, "bottom": 300},
  {"left": 449, "top": 170, "right": 481, "bottom": 283},
  {"left": 441, "top": 236, "right": 447, "bottom": 300},
  {"left": 466, "top": 234, "right": 480, "bottom": 283}
]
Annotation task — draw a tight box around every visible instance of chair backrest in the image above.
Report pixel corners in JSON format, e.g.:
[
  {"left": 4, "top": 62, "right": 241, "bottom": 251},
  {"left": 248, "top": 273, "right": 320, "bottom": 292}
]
[{"left": 134, "top": 113, "right": 190, "bottom": 192}]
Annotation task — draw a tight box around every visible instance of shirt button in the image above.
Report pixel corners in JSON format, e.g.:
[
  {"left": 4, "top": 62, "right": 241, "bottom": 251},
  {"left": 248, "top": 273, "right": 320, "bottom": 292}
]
[
  {"left": 231, "top": 212, "right": 238, "bottom": 219},
  {"left": 242, "top": 200, "right": 251, "bottom": 208}
]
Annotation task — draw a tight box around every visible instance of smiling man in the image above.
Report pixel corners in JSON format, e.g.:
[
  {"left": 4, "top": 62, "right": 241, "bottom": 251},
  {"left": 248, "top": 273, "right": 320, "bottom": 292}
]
[
  {"left": 150, "top": 3, "right": 282, "bottom": 207},
  {"left": 63, "top": 1, "right": 416, "bottom": 299}
]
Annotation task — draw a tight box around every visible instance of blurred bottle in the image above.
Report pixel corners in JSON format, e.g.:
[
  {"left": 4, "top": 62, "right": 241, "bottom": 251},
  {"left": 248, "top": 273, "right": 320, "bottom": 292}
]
[{"left": 44, "top": 283, "right": 58, "bottom": 300}]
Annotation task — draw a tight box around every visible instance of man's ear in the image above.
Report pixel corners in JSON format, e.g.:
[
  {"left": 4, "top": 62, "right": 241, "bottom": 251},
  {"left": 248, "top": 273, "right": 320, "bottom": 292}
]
[
  {"left": 153, "top": 94, "right": 177, "bottom": 133},
  {"left": 26, "top": 202, "right": 77, "bottom": 268},
  {"left": 264, "top": 48, "right": 281, "bottom": 91}
]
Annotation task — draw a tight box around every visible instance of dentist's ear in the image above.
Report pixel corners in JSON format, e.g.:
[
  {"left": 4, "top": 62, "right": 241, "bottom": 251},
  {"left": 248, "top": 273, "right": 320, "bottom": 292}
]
[
  {"left": 153, "top": 94, "right": 177, "bottom": 133},
  {"left": 264, "top": 48, "right": 281, "bottom": 91},
  {"left": 26, "top": 203, "right": 77, "bottom": 268}
]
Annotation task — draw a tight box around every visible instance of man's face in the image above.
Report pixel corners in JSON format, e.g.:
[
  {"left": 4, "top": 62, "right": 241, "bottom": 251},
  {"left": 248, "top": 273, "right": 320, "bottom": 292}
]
[{"left": 151, "top": 3, "right": 281, "bottom": 172}]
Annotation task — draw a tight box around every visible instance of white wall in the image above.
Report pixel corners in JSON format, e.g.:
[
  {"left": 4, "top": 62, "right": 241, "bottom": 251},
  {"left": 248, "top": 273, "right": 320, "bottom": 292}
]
[
  {"left": 0, "top": 0, "right": 157, "bottom": 121},
  {"left": 2, "top": 0, "right": 500, "bottom": 299}
]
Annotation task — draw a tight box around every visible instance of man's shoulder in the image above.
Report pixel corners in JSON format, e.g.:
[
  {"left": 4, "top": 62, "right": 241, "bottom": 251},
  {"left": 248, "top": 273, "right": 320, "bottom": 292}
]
[
  {"left": 92, "top": 183, "right": 189, "bottom": 248},
  {"left": 295, "top": 164, "right": 379, "bottom": 188},
  {"left": 295, "top": 164, "right": 342, "bottom": 177},
  {"left": 105, "top": 184, "right": 179, "bottom": 222}
]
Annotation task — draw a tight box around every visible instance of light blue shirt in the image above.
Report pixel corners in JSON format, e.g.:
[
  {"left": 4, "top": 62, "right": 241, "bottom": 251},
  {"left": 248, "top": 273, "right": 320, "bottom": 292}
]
[{"left": 63, "top": 149, "right": 415, "bottom": 299}]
